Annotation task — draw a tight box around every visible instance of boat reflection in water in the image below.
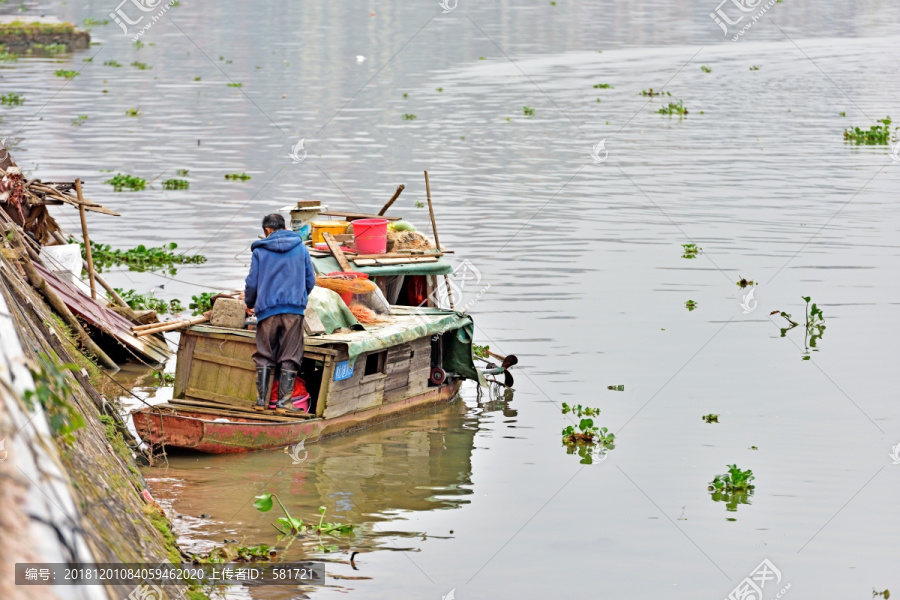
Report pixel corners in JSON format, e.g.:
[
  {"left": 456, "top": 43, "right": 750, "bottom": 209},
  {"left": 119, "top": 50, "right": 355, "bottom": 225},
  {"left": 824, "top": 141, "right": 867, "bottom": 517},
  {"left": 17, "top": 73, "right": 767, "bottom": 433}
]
[{"left": 143, "top": 387, "right": 515, "bottom": 595}]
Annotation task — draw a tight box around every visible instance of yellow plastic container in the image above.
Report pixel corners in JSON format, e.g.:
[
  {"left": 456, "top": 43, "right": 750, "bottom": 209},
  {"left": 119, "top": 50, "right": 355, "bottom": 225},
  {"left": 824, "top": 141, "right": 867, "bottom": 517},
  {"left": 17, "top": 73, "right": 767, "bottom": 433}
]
[{"left": 310, "top": 221, "right": 349, "bottom": 244}]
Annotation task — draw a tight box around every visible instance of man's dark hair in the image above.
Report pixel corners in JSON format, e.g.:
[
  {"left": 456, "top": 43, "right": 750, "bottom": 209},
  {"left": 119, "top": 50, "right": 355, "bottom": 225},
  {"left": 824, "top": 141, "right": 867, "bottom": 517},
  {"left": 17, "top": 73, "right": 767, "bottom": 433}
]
[{"left": 262, "top": 213, "right": 286, "bottom": 231}]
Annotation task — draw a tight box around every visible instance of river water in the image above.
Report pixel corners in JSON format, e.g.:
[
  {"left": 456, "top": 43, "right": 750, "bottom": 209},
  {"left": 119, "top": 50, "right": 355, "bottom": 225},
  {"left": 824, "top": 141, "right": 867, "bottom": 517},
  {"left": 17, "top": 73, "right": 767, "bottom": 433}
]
[{"left": 4, "top": 0, "right": 900, "bottom": 598}]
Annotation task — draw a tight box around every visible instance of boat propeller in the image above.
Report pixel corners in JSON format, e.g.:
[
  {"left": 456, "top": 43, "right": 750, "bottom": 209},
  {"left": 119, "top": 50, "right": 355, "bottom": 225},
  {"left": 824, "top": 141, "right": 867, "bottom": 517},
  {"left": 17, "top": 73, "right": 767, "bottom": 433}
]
[{"left": 477, "top": 353, "right": 518, "bottom": 388}]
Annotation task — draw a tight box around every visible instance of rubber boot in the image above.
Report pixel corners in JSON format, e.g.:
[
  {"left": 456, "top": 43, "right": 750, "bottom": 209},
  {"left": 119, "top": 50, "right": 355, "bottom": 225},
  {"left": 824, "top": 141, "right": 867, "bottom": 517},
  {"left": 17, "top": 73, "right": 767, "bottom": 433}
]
[
  {"left": 254, "top": 366, "right": 273, "bottom": 411},
  {"left": 275, "top": 369, "right": 303, "bottom": 414}
]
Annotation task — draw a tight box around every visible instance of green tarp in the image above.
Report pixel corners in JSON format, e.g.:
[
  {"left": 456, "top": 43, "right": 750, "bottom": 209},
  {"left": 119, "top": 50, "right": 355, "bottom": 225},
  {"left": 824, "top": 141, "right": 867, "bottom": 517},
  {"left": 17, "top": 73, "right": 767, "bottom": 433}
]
[
  {"left": 304, "top": 306, "right": 483, "bottom": 384},
  {"left": 307, "top": 287, "right": 363, "bottom": 334}
]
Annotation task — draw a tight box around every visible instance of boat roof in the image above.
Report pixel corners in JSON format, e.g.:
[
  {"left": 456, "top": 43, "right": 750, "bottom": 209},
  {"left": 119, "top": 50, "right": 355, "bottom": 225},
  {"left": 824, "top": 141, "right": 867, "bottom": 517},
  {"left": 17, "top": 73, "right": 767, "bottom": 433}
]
[{"left": 305, "top": 306, "right": 471, "bottom": 362}]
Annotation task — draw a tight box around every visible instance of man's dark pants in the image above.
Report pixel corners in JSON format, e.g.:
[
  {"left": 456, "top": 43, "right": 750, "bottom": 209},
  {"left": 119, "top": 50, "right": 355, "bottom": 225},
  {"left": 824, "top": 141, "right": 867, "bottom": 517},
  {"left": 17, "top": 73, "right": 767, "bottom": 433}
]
[{"left": 253, "top": 313, "right": 305, "bottom": 371}]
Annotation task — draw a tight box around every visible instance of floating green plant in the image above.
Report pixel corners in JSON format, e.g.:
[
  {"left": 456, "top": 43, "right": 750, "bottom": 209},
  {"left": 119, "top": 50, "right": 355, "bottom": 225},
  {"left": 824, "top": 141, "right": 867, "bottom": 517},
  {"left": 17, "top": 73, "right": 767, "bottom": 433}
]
[
  {"left": 640, "top": 88, "right": 670, "bottom": 97},
  {"left": 402, "top": 113, "right": 417, "bottom": 120},
  {"left": 130, "top": 61, "right": 151, "bottom": 70},
  {"left": 125, "top": 107, "right": 141, "bottom": 117},
  {"left": 71, "top": 115, "right": 88, "bottom": 126},
  {"left": 844, "top": 116, "right": 895, "bottom": 145},
  {"left": 701, "top": 413, "right": 719, "bottom": 423},
  {"left": 561, "top": 402, "right": 615, "bottom": 447},
  {"left": 104, "top": 173, "right": 146, "bottom": 191},
  {"left": 72, "top": 240, "right": 206, "bottom": 273},
  {"left": 709, "top": 465, "right": 755, "bottom": 511},
  {"left": 83, "top": 17, "right": 109, "bottom": 27},
  {"left": 709, "top": 464, "right": 754, "bottom": 492},
  {"left": 189, "top": 293, "right": 214, "bottom": 315},
  {"left": 199, "top": 543, "right": 273, "bottom": 564},
  {"left": 55, "top": 69, "right": 79, "bottom": 79},
  {"left": 737, "top": 277, "right": 755, "bottom": 288},
  {"left": 111, "top": 288, "right": 184, "bottom": 315},
  {"left": 749, "top": 65, "right": 760, "bottom": 70},
  {"left": 435, "top": 87, "right": 443, "bottom": 92},
  {"left": 472, "top": 344, "right": 490, "bottom": 359},
  {"left": 152, "top": 371, "right": 176, "bottom": 387},
  {"left": 254, "top": 493, "right": 354, "bottom": 539},
  {"left": 162, "top": 178, "right": 189, "bottom": 190},
  {"left": 227, "top": 82, "right": 242, "bottom": 88},
  {"left": 176, "top": 169, "right": 190, "bottom": 176},
  {"left": 700, "top": 65, "right": 712, "bottom": 73},
  {"left": 685, "top": 299, "right": 697, "bottom": 311},
  {"left": 224, "top": 172, "right": 251, "bottom": 181},
  {"left": 607, "top": 384, "right": 624, "bottom": 391},
  {"left": 42, "top": 43, "right": 67, "bottom": 54},
  {"left": 522, "top": 106, "right": 535, "bottom": 116},
  {"left": 773, "top": 296, "right": 826, "bottom": 356},
  {"left": 0, "top": 93, "right": 24, "bottom": 106},
  {"left": 681, "top": 242, "right": 701, "bottom": 258},
  {"left": 133, "top": 40, "right": 144, "bottom": 49},
  {"left": 103, "top": 59, "right": 121, "bottom": 67},
  {"left": 658, "top": 100, "right": 688, "bottom": 117},
  {"left": 593, "top": 83, "right": 614, "bottom": 89}
]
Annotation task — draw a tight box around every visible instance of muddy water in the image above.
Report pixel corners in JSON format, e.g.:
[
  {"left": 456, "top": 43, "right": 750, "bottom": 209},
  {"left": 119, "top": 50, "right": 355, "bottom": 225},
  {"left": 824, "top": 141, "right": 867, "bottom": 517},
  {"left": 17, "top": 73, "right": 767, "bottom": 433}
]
[{"left": 5, "top": 0, "right": 900, "bottom": 598}]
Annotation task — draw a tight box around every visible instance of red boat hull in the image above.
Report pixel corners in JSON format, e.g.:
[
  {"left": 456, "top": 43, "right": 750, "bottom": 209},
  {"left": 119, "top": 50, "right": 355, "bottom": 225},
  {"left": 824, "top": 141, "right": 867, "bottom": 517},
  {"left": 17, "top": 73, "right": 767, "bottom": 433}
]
[{"left": 132, "top": 381, "right": 461, "bottom": 453}]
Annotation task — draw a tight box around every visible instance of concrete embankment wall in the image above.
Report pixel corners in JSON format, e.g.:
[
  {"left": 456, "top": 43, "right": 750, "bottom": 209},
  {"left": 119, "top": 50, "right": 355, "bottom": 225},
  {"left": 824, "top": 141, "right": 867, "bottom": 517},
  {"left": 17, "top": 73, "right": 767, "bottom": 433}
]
[{"left": 0, "top": 246, "right": 196, "bottom": 599}]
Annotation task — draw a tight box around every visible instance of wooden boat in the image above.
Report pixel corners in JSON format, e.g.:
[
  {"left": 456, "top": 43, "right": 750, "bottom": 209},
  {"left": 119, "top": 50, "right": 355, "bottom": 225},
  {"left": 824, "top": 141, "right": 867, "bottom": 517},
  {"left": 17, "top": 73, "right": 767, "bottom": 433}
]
[
  {"left": 132, "top": 305, "right": 483, "bottom": 453},
  {"left": 132, "top": 205, "right": 515, "bottom": 453}
]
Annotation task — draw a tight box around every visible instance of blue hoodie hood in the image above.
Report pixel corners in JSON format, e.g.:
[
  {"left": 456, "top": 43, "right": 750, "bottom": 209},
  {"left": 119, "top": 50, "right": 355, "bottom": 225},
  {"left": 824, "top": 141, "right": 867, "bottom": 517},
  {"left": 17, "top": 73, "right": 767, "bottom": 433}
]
[
  {"left": 251, "top": 229, "right": 304, "bottom": 253},
  {"left": 245, "top": 229, "right": 317, "bottom": 322}
]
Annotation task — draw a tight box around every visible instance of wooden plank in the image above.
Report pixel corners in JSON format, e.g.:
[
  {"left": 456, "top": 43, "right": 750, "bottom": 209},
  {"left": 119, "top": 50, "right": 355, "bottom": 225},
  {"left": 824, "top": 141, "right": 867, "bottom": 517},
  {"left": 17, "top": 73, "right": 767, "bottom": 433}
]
[
  {"left": 332, "top": 376, "right": 383, "bottom": 400},
  {"left": 387, "top": 343, "right": 410, "bottom": 359},
  {"left": 352, "top": 257, "right": 438, "bottom": 266},
  {"left": 194, "top": 350, "right": 255, "bottom": 371},
  {"left": 323, "top": 232, "right": 353, "bottom": 272},
  {"left": 323, "top": 388, "right": 383, "bottom": 419},
  {"left": 186, "top": 386, "right": 250, "bottom": 407},
  {"left": 187, "top": 327, "right": 339, "bottom": 358},
  {"left": 384, "top": 370, "right": 408, "bottom": 392},
  {"left": 406, "top": 366, "right": 432, "bottom": 397},
  {"left": 173, "top": 333, "right": 198, "bottom": 399},
  {"left": 316, "top": 355, "right": 335, "bottom": 418},
  {"left": 167, "top": 399, "right": 313, "bottom": 421},
  {"left": 410, "top": 349, "right": 431, "bottom": 371},
  {"left": 352, "top": 252, "right": 444, "bottom": 259},
  {"left": 385, "top": 358, "right": 410, "bottom": 375},
  {"left": 318, "top": 211, "right": 401, "bottom": 221}
]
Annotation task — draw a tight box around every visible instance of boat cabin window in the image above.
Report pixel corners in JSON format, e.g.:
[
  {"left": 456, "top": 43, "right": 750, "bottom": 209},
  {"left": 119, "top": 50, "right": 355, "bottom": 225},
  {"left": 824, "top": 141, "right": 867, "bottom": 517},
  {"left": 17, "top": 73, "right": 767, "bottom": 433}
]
[{"left": 364, "top": 350, "right": 387, "bottom": 376}]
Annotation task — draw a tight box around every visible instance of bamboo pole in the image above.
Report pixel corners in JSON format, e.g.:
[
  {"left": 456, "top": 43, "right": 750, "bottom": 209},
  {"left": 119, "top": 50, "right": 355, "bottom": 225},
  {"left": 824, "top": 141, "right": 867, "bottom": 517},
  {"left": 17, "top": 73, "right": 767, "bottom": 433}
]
[
  {"left": 5, "top": 226, "right": 119, "bottom": 370},
  {"left": 134, "top": 315, "right": 208, "bottom": 336},
  {"left": 75, "top": 179, "right": 97, "bottom": 300},
  {"left": 49, "top": 230, "right": 138, "bottom": 319},
  {"left": 423, "top": 171, "right": 454, "bottom": 309},
  {"left": 377, "top": 184, "right": 405, "bottom": 216}
]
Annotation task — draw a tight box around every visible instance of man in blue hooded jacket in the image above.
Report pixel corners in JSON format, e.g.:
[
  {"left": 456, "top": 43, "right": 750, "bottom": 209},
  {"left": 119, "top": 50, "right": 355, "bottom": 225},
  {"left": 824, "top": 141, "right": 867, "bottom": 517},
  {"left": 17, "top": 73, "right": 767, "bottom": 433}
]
[{"left": 245, "top": 213, "right": 316, "bottom": 413}]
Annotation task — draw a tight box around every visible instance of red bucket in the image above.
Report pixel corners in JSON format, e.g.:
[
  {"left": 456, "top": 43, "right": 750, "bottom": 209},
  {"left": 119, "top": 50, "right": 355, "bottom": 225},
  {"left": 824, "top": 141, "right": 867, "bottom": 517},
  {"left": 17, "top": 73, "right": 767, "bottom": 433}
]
[
  {"left": 327, "top": 271, "right": 370, "bottom": 306},
  {"left": 352, "top": 218, "right": 388, "bottom": 254}
]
